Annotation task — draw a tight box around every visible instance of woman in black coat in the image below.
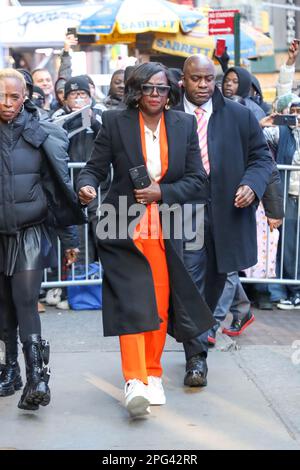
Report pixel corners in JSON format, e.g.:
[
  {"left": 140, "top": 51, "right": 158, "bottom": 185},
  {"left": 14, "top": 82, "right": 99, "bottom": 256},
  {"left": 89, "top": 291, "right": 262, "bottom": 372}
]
[
  {"left": 0, "top": 69, "right": 84, "bottom": 411},
  {"left": 77, "top": 62, "right": 214, "bottom": 418}
]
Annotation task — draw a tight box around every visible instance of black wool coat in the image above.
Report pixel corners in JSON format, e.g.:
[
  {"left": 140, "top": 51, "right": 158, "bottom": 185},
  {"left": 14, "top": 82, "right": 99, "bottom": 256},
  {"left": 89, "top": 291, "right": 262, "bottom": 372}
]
[
  {"left": 176, "top": 88, "right": 273, "bottom": 273},
  {"left": 77, "top": 108, "right": 215, "bottom": 341}
]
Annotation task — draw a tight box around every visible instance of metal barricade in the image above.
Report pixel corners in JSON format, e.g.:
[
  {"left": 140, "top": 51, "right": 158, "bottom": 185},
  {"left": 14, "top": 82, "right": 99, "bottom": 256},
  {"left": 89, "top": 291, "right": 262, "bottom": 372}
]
[
  {"left": 242, "top": 164, "right": 300, "bottom": 286},
  {"left": 41, "top": 162, "right": 102, "bottom": 289},
  {"left": 42, "top": 163, "right": 300, "bottom": 289}
]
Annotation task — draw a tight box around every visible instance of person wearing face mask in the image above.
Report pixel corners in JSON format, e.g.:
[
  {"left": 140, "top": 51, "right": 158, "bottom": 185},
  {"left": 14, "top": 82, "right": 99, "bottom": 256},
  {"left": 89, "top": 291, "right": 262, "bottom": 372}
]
[
  {"left": 52, "top": 76, "right": 108, "bottom": 277},
  {"left": 51, "top": 75, "right": 104, "bottom": 164}
]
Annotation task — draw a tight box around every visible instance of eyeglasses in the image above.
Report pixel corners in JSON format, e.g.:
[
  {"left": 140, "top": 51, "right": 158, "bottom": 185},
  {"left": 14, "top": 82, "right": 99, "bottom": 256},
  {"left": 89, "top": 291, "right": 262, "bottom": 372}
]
[{"left": 141, "top": 84, "right": 170, "bottom": 97}]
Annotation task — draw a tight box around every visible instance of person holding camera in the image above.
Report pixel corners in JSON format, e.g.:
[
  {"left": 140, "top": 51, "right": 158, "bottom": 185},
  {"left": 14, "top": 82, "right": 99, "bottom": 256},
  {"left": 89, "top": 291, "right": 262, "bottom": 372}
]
[
  {"left": 77, "top": 62, "right": 214, "bottom": 418},
  {"left": 260, "top": 94, "right": 300, "bottom": 309}
]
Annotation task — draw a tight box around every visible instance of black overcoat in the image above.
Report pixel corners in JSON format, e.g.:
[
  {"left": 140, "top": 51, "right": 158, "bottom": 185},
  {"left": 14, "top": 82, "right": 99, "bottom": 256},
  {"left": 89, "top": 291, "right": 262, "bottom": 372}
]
[
  {"left": 77, "top": 108, "right": 215, "bottom": 341},
  {"left": 177, "top": 88, "right": 273, "bottom": 273}
]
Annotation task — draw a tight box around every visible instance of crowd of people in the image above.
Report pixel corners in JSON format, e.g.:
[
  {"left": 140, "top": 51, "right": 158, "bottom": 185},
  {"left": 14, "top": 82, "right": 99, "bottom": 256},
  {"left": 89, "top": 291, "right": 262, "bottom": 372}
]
[{"left": 0, "top": 34, "right": 300, "bottom": 418}]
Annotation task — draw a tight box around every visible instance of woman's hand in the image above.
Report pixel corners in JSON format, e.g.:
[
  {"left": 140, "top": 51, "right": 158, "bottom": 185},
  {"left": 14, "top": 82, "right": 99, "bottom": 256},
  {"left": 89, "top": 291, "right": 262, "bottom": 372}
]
[
  {"left": 267, "top": 218, "right": 282, "bottom": 232},
  {"left": 64, "top": 248, "right": 80, "bottom": 266},
  {"left": 78, "top": 185, "right": 97, "bottom": 205},
  {"left": 134, "top": 182, "right": 162, "bottom": 205}
]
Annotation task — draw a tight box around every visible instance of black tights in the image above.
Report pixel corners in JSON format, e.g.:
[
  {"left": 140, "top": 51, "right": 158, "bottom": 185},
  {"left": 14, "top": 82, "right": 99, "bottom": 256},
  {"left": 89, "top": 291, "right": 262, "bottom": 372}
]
[{"left": 0, "top": 270, "right": 43, "bottom": 344}]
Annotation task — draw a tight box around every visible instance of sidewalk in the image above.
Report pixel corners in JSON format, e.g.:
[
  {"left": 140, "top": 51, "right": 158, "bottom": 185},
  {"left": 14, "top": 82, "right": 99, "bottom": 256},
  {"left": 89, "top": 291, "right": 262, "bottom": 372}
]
[{"left": 0, "top": 308, "right": 299, "bottom": 450}]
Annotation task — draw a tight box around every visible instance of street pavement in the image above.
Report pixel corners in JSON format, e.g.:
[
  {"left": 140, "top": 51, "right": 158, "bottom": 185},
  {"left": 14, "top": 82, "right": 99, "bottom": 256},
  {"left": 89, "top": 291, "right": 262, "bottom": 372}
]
[{"left": 0, "top": 306, "right": 299, "bottom": 450}]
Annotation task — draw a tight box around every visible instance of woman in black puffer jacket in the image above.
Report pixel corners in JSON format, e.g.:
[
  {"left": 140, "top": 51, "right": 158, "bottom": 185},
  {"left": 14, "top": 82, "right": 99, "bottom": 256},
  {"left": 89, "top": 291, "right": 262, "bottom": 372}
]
[{"left": 0, "top": 69, "right": 85, "bottom": 411}]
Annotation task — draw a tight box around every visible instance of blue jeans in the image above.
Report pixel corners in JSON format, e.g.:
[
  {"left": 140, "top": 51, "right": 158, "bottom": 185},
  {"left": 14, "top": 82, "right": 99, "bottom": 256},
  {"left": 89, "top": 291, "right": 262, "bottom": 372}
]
[
  {"left": 214, "top": 272, "right": 250, "bottom": 325},
  {"left": 269, "top": 195, "right": 300, "bottom": 299}
]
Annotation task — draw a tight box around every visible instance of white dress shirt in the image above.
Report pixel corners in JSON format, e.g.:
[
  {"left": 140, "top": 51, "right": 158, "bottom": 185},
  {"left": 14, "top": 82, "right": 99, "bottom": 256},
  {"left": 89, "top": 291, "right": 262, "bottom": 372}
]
[
  {"left": 183, "top": 95, "right": 213, "bottom": 121},
  {"left": 144, "top": 121, "right": 162, "bottom": 182}
]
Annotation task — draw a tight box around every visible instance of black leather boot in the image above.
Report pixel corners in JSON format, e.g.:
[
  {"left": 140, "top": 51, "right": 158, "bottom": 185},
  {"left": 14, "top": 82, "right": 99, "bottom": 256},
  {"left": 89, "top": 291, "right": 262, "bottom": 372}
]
[
  {"left": 0, "top": 329, "right": 23, "bottom": 397},
  {"left": 18, "top": 334, "right": 50, "bottom": 410}
]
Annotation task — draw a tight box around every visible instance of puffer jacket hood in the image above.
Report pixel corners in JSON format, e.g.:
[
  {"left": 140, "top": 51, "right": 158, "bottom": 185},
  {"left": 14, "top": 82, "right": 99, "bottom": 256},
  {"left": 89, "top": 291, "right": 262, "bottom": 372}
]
[{"left": 222, "top": 66, "right": 252, "bottom": 98}]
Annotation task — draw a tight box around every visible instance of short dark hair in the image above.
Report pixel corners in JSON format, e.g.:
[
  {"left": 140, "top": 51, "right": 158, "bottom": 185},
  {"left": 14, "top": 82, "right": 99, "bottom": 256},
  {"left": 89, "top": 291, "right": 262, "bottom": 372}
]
[{"left": 124, "top": 62, "right": 180, "bottom": 109}]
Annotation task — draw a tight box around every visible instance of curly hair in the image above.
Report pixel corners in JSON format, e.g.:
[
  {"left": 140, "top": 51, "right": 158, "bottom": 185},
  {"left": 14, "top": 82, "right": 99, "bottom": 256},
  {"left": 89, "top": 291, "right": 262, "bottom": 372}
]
[{"left": 124, "top": 62, "right": 180, "bottom": 109}]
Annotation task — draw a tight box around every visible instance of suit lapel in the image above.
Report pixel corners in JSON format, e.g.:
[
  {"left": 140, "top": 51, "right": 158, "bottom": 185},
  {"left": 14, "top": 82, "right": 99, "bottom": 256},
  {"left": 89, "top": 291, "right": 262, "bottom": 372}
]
[
  {"left": 117, "top": 108, "right": 183, "bottom": 180},
  {"left": 162, "top": 110, "right": 182, "bottom": 182},
  {"left": 117, "top": 109, "right": 145, "bottom": 168}
]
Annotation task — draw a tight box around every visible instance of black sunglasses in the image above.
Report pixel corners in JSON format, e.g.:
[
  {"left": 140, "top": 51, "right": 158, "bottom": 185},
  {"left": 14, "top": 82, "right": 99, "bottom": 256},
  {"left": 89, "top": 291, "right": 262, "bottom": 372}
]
[{"left": 141, "top": 84, "right": 170, "bottom": 97}]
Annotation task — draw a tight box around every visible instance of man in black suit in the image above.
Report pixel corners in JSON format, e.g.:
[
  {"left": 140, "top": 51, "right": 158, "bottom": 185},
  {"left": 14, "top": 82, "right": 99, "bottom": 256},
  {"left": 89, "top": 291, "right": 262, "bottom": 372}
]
[{"left": 176, "top": 55, "right": 273, "bottom": 387}]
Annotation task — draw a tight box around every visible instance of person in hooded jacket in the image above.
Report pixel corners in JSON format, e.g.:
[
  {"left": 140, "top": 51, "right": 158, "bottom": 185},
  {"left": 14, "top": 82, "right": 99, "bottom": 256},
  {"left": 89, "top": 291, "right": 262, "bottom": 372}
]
[
  {"left": 0, "top": 69, "right": 85, "bottom": 411},
  {"left": 250, "top": 75, "right": 271, "bottom": 115},
  {"left": 222, "top": 66, "right": 266, "bottom": 121}
]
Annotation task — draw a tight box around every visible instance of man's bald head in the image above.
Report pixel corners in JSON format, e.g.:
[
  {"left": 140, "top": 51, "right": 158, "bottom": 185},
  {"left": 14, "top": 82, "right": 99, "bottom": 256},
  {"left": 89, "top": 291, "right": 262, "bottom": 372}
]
[
  {"left": 183, "top": 55, "right": 216, "bottom": 76},
  {"left": 182, "top": 54, "right": 216, "bottom": 106}
]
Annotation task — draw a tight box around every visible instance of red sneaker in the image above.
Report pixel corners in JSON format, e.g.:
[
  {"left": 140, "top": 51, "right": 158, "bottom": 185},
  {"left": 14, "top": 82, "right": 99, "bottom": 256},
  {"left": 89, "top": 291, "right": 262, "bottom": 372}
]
[{"left": 222, "top": 312, "right": 255, "bottom": 337}]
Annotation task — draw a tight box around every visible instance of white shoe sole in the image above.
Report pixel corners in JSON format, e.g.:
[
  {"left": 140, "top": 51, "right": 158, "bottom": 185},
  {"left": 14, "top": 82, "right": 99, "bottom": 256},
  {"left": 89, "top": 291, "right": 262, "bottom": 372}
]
[
  {"left": 149, "top": 398, "right": 166, "bottom": 406},
  {"left": 126, "top": 396, "right": 150, "bottom": 417},
  {"left": 277, "top": 304, "right": 296, "bottom": 310}
]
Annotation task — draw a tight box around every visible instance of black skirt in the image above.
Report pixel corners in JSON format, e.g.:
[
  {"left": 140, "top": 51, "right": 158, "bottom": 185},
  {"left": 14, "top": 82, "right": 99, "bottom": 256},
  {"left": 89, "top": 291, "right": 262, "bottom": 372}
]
[{"left": 0, "top": 224, "right": 54, "bottom": 276}]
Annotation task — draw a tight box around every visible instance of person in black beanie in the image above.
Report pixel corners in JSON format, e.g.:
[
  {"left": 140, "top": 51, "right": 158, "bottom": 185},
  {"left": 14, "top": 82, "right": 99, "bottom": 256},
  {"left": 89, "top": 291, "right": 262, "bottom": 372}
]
[{"left": 51, "top": 75, "right": 109, "bottom": 273}]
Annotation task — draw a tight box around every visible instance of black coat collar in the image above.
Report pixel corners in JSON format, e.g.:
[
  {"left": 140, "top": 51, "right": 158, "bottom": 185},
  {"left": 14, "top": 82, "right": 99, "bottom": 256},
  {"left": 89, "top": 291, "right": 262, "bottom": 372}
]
[
  {"left": 116, "top": 108, "right": 181, "bottom": 182},
  {"left": 176, "top": 86, "right": 225, "bottom": 113}
]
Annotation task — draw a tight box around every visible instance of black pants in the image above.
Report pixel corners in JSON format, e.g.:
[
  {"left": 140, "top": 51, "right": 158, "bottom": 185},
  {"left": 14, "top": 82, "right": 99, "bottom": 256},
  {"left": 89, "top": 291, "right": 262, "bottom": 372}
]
[
  {"left": 183, "top": 206, "right": 226, "bottom": 360},
  {"left": 0, "top": 270, "right": 43, "bottom": 344}
]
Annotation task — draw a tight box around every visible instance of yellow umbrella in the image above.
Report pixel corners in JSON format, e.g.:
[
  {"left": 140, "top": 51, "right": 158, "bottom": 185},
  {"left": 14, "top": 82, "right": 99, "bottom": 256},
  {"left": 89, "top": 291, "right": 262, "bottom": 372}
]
[
  {"left": 152, "top": 15, "right": 274, "bottom": 60},
  {"left": 78, "top": 0, "right": 204, "bottom": 45}
]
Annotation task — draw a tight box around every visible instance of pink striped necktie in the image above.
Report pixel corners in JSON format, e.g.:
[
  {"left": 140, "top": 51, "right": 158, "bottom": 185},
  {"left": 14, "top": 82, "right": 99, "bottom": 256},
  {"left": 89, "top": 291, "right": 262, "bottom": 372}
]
[{"left": 195, "top": 107, "right": 210, "bottom": 174}]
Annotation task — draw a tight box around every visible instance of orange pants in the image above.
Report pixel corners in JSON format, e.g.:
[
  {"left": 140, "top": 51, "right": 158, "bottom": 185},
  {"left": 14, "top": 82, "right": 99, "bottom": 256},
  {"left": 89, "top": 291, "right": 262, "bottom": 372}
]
[{"left": 119, "top": 236, "right": 170, "bottom": 385}]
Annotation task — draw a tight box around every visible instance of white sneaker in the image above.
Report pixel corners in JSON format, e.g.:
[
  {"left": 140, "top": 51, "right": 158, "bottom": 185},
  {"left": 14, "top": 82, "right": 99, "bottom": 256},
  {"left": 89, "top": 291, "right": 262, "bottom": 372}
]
[
  {"left": 124, "top": 379, "right": 150, "bottom": 417},
  {"left": 147, "top": 376, "right": 166, "bottom": 405},
  {"left": 45, "top": 288, "right": 62, "bottom": 306},
  {"left": 56, "top": 300, "right": 70, "bottom": 310}
]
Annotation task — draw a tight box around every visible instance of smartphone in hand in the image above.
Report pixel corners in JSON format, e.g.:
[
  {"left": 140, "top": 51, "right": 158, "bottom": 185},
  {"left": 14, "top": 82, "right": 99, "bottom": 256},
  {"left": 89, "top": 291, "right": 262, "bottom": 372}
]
[
  {"left": 215, "top": 38, "right": 226, "bottom": 57},
  {"left": 67, "top": 27, "right": 77, "bottom": 37},
  {"left": 129, "top": 165, "right": 151, "bottom": 189},
  {"left": 273, "top": 114, "right": 297, "bottom": 126}
]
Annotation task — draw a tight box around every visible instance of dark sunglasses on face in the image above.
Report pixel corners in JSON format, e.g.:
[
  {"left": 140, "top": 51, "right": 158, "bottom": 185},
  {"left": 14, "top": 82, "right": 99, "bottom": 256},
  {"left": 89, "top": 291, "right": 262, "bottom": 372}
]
[{"left": 141, "top": 84, "right": 170, "bottom": 97}]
